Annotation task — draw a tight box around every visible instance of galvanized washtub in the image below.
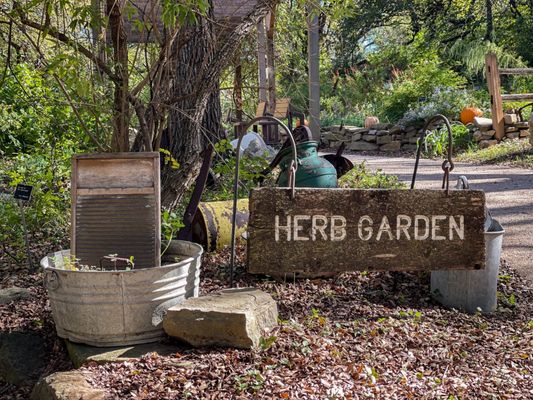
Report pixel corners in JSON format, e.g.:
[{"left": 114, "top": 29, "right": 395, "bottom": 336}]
[{"left": 41, "top": 240, "right": 202, "bottom": 347}]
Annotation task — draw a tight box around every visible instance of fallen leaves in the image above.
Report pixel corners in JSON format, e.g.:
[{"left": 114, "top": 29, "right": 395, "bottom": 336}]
[{"left": 1, "top": 246, "right": 532, "bottom": 399}]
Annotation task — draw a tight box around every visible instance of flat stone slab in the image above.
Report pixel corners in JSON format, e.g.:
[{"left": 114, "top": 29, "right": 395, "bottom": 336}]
[
  {"left": 66, "top": 340, "right": 183, "bottom": 368},
  {"left": 0, "top": 332, "right": 46, "bottom": 386},
  {"left": 31, "top": 370, "right": 106, "bottom": 400},
  {"left": 0, "top": 287, "right": 31, "bottom": 304},
  {"left": 163, "top": 288, "right": 278, "bottom": 349}
]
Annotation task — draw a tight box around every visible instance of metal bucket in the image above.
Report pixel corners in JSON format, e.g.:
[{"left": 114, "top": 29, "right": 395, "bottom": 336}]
[
  {"left": 41, "top": 240, "right": 202, "bottom": 347},
  {"left": 192, "top": 199, "right": 248, "bottom": 252},
  {"left": 431, "top": 219, "right": 505, "bottom": 313}
]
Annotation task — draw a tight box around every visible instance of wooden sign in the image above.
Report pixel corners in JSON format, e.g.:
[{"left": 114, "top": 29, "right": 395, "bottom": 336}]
[
  {"left": 247, "top": 188, "right": 486, "bottom": 274},
  {"left": 14, "top": 184, "right": 33, "bottom": 201}
]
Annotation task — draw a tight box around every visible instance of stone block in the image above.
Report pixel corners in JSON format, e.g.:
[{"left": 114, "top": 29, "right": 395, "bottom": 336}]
[
  {"left": 351, "top": 133, "right": 362, "bottom": 141},
  {"left": 401, "top": 144, "right": 418, "bottom": 151},
  {"left": 506, "top": 132, "right": 519, "bottom": 140},
  {"left": 65, "top": 341, "right": 184, "bottom": 368},
  {"left": 0, "top": 287, "right": 31, "bottom": 304},
  {"left": 389, "top": 125, "right": 405, "bottom": 135},
  {"left": 473, "top": 131, "right": 483, "bottom": 141},
  {"left": 163, "top": 288, "right": 278, "bottom": 349},
  {"left": 515, "top": 121, "right": 529, "bottom": 129},
  {"left": 380, "top": 141, "right": 401, "bottom": 152},
  {"left": 376, "top": 130, "right": 390, "bottom": 136},
  {"left": 362, "top": 134, "right": 377, "bottom": 142},
  {"left": 473, "top": 117, "right": 493, "bottom": 130},
  {"left": 0, "top": 332, "right": 47, "bottom": 387},
  {"left": 405, "top": 129, "right": 418, "bottom": 138},
  {"left": 504, "top": 113, "right": 518, "bottom": 124},
  {"left": 479, "top": 139, "right": 498, "bottom": 149},
  {"left": 519, "top": 130, "right": 530, "bottom": 138},
  {"left": 349, "top": 141, "right": 379, "bottom": 151},
  {"left": 481, "top": 130, "right": 495, "bottom": 139},
  {"left": 408, "top": 137, "right": 419, "bottom": 144},
  {"left": 505, "top": 126, "right": 518, "bottom": 133},
  {"left": 376, "top": 135, "right": 392, "bottom": 144},
  {"left": 31, "top": 371, "right": 106, "bottom": 400}
]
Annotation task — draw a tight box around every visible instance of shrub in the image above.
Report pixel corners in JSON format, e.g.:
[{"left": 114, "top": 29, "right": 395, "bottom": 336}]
[{"left": 338, "top": 162, "right": 405, "bottom": 189}]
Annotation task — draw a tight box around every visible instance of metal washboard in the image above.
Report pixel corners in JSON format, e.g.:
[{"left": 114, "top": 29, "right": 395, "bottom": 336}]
[{"left": 71, "top": 153, "right": 161, "bottom": 269}]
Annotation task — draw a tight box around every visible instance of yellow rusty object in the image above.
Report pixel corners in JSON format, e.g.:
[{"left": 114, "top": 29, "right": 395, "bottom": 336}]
[{"left": 192, "top": 199, "right": 249, "bottom": 252}]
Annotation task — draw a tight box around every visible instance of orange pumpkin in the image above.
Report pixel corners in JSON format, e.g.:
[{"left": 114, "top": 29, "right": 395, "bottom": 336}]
[
  {"left": 364, "top": 116, "right": 380, "bottom": 128},
  {"left": 460, "top": 107, "right": 483, "bottom": 125}
]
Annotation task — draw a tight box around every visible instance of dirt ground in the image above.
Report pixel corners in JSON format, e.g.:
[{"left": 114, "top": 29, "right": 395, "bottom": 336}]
[{"left": 344, "top": 153, "right": 533, "bottom": 283}]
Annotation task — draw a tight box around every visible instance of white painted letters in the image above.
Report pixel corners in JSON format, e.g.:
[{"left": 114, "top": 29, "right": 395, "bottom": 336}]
[
  {"left": 275, "top": 215, "right": 291, "bottom": 242},
  {"left": 330, "top": 216, "right": 347, "bottom": 241},
  {"left": 358, "top": 216, "right": 373, "bottom": 241}
]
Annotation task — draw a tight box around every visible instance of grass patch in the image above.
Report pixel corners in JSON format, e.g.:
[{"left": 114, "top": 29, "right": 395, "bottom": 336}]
[{"left": 457, "top": 140, "right": 533, "bottom": 169}]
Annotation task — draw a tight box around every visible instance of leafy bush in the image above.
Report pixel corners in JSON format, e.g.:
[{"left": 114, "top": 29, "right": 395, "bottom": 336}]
[
  {"left": 204, "top": 139, "right": 271, "bottom": 201},
  {"left": 0, "top": 64, "right": 89, "bottom": 156},
  {"left": 0, "top": 140, "right": 82, "bottom": 261},
  {"left": 338, "top": 162, "right": 405, "bottom": 189},
  {"left": 381, "top": 55, "right": 467, "bottom": 122},
  {"left": 419, "top": 123, "right": 473, "bottom": 158}
]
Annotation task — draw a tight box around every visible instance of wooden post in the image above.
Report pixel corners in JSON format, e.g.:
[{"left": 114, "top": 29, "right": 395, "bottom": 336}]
[
  {"left": 485, "top": 53, "right": 504, "bottom": 140},
  {"left": 307, "top": 2, "right": 320, "bottom": 141},
  {"left": 266, "top": 10, "right": 277, "bottom": 115},
  {"left": 257, "top": 18, "right": 268, "bottom": 103}
]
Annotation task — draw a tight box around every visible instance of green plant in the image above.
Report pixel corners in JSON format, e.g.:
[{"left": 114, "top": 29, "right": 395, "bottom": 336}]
[
  {"left": 0, "top": 139, "right": 86, "bottom": 263},
  {"left": 205, "top": 139, "right": 271, "bottom": 201},
  {"left": 234, "top": 369, "right": 265, "bottom": 394},
  {"left": 338, "top": 162, "right": 405, "bottom": 189},
  {"left": 161, "top": 209, "right": 184, "bottom": 255}
]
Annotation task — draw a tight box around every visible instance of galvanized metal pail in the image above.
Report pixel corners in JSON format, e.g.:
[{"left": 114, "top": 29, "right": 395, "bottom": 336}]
[
  {"left": 431, "top": 219, "right": 505, "bottom": 313},
  {"left": 41, "top": 240, "right": 202, "bottom": 347}
]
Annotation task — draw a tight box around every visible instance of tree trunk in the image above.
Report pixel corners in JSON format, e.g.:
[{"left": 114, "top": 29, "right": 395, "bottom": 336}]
[
  {"left": 107, "top": 0, "right": 130, "bottom": 152},
  {"left": 485, "top": 0, "right": 494, "bottom": 42},
  {"left": 160, "top": 0, "right": 278, "bottom": 208},
  {"left": 160, "top": 4, "right": 222, "bottom": 208}
]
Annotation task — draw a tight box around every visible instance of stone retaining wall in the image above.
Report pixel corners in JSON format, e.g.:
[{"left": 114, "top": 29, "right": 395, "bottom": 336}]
[
  {"left": 321, "top": 116, "right": 531, "bottom": 152},
  {"left": 321, "top": 123, "right": 428, "bottom": 152}
]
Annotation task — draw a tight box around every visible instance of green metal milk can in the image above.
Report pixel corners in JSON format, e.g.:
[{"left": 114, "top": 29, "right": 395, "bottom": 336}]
[{"left": 276, "top": 141, "right": 337, "bottom": 188}]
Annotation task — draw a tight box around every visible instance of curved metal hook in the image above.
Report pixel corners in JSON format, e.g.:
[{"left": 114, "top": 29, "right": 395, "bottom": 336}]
[
  {"left": 229, "top": 116, "right": 299, "bottom": 287},
  {"left": 410, "top": 114, "right": 455, "bottom": 194}
]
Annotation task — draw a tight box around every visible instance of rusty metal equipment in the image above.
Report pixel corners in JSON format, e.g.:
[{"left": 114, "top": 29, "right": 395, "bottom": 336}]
[{"left": 191, "top": 199, "right": 249, "bottom": 252}]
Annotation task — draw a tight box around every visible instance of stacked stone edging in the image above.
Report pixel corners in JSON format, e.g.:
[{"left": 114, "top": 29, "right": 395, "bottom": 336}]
[
  {"left": 321, "top": 123, "right": 426, "bottom": 152},
  {"left": 472, "top": 114, "right": 530, "bottom": 148},
  {"left": 322, "top": 115, "right": 531, "bottom": 152}
]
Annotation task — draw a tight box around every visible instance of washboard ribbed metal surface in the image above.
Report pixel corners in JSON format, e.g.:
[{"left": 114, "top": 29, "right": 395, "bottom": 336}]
[{"left": 71, "top": 153, "right": 161, "bottom": 269}]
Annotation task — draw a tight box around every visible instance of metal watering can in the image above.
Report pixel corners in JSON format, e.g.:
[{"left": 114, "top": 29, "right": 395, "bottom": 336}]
[{"left": 261, "top": 125, "right": 338, "bottom": 189}]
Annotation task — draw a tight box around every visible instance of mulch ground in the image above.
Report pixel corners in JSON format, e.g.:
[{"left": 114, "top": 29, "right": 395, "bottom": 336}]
[{"left": 1, "top": 247, "right": 532, "bottom": 399}]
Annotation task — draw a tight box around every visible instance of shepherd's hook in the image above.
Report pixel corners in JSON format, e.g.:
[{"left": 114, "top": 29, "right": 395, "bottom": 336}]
[{"left": 229, "top": 116, "right": 298, "bottom": 287}]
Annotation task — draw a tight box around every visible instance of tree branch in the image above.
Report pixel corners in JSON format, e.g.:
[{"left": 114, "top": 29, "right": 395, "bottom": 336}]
[{"left": 7, "top": 3, "right": 118, "bottom": 83}]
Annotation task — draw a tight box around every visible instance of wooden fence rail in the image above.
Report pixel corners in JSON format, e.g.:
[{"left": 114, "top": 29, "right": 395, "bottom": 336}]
[{"left": 485, "top": 53, "right": 533, "bottom": 139}]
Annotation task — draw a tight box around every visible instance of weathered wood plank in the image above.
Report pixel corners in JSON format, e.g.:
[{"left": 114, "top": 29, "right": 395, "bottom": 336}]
[
  {"left": 248, "top": 188, "right": 486, "bottom": 274},
  {"left": 499, "top": 68, "right": 533, "bottom": 75},
  {"left": 501, "top": 93, "right": 533, "bottom": 101},
  {"left": 485, "top": 53, "right": 505, "bottom": 140}
]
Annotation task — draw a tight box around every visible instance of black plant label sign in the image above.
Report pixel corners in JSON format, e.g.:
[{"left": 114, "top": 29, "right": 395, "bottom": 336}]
[{"left": 14, "top": 184, "right": 33, "bottom": 202}]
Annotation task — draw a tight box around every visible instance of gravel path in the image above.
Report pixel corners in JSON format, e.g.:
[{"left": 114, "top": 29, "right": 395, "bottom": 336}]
[{"left": 344, "top": 154, "right": 533, "bottom": 283}]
